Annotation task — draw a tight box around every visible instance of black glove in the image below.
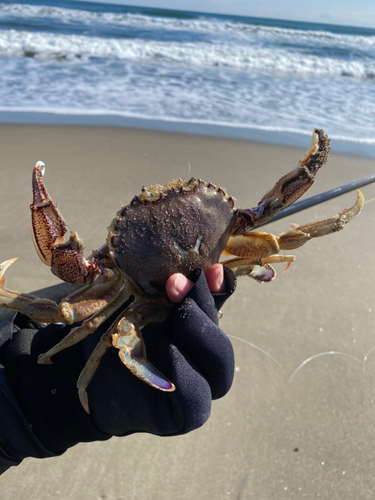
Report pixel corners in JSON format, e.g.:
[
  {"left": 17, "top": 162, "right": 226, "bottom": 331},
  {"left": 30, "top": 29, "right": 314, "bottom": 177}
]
[{"left": 0, "top": 267, "right": 236, "bottom": 456}]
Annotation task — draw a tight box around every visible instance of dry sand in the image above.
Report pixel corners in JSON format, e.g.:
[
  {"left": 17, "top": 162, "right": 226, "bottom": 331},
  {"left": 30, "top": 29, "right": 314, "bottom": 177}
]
[{"left": 1, "top": 124, "right": 375, "bottom": 499}]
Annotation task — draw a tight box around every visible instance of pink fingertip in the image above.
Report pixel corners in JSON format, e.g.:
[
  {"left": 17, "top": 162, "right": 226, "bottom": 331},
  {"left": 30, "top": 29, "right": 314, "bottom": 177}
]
[
  {"left": 166, "top": 273, "right": 193, "bottom": 303},
  {"left": 206, "top": 263, "right": 226, "bottom": 293}
]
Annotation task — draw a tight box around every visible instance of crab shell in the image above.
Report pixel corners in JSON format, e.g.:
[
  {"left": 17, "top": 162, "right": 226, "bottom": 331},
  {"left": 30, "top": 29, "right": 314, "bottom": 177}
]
[{"left": 108, "top": 179, "right": 238, "bottom": 294}]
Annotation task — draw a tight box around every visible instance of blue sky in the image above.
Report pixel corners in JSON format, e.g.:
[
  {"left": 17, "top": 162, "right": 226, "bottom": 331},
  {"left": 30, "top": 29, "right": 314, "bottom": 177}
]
[{"left": 79, "top": 0, "right": 375, "bottom": 28}]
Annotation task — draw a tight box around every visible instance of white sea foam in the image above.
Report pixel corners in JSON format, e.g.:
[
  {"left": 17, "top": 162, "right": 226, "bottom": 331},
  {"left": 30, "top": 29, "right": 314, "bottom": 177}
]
[
  {"left": 1, "top": 54, "right": 374, "bottom": 145},
  {"left": 0, "top": 28, "right": 374, "bottom": 79},
  {"left": 2, "top": 3, "right": 375, "bottom": 50}
]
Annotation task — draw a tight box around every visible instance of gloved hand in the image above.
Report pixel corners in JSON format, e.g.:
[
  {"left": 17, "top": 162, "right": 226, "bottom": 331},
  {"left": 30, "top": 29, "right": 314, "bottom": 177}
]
[{"left": 0, "top": 265, "right": 236, "bottom": 455}]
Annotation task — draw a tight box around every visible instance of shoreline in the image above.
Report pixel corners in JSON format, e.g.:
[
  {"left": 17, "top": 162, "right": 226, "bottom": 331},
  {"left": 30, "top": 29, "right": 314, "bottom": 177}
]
[{"left": 1, "top": 110, "right": 375, "bottom": 159}]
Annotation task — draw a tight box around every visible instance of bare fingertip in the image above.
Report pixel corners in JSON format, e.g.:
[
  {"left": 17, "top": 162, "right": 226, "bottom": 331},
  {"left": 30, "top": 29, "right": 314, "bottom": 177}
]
[
  {"left": 206, "top": 263, "right": 226, "bottom": 293},
  {"left": 166, "top": 273, "right": 193, "bottom": 303}
]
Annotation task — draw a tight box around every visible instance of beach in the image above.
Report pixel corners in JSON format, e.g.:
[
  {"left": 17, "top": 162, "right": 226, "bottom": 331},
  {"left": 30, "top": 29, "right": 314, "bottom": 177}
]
[{"left": 1, "top": 123, "right": 375, "bottom": 499}]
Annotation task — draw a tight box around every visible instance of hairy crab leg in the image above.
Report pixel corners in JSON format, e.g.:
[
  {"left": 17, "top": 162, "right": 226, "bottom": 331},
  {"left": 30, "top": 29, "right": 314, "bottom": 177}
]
[
  {"left": 223, "top": 190, "right": 364, "bottom": 282},
  {"left": 37, "top": 280, "right": 132, "bottom": 364},
  {"left": 234, "top": 128, "right": 331, "bottom": 232},
  {"left": 77, "top": 301, "right": 174, "bottom": 414}
]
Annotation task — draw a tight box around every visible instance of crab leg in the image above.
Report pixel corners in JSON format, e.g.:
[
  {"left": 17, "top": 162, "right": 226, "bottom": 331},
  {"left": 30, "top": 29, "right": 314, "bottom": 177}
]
[
  {"left": 0, "top": 257, "right": 123, "bottom": 323},
  {"left": 234, "top": 128, "right": 331, "bottom": 232},
  {"left": 31, "top": 162, "right": 99, "bottom": 284},
  {"left": 283, "top": 189, "right": 364, "bottom": 242},
  {"left": 37, "top": 280, "right": 132, "bottom": 364},
  {"left": 0, "top": 258, "right": 71, "bottom": 323},
  {"left": 77, "top": 301, "right": 174, "bottom": 414},
  {"left": 274, "top": 189, "right": 364, "bottom": 256},
  {"left": 77, "top": 335, "right": 113, "bottom": 413},
  {"left": 223, "top": 190, "right": 364, "bottom": 282}
]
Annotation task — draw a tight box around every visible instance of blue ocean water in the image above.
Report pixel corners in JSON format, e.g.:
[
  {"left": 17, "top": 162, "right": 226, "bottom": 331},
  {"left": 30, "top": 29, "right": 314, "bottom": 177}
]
[{"left": 0, "top": 0, "right": 375, "bottom": 148}]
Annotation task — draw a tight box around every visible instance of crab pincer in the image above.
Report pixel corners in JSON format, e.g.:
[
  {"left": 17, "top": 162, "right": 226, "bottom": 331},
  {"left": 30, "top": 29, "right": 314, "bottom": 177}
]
[
  {"left": 30, "top": 161, "right": 68, "bottom": 267},
  {"left": 237, "top": 129, "right": 331, "bottom": 229},
  {"left": 31, "top": 162, "right": 99, "bottom": 284}
]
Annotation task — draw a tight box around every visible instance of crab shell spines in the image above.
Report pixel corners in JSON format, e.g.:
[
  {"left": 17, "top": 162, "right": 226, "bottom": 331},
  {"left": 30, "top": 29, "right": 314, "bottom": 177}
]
[{"left": 107, "top": 179, "right": 237, "bottom": 294}]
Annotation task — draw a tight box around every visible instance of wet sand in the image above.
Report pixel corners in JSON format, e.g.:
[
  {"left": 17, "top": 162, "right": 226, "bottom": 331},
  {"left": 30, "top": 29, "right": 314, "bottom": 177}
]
[{"left": 1, "top": 124, "right": 375, "bottom": 499}]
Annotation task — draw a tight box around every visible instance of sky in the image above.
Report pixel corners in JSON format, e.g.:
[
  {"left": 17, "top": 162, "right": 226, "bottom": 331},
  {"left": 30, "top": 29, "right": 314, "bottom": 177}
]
[{"left": 78, "top": 0, "right": 375, "bottom": 28}]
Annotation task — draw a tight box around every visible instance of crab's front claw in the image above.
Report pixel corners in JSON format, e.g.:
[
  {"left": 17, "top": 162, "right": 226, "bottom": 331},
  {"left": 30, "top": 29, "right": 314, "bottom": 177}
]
[
  {"left": 30, "top": 162, "right": 99, "bottom": 285},
  {"left": 30, "top": 161, "right": 68, "bottom": 267},
  {"left": 113, "top": 317, "right": 175, "bottom": 392},
  {"left": 237, "top": 129, "right": 331, "bottom": 231}
]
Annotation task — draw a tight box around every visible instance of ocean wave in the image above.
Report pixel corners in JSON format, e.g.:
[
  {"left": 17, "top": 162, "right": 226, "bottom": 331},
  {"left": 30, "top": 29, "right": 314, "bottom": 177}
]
[
  {"left": 1, "top": 50, "right": 374, "bottom": 145},
  {"left": 0, "top": 28, "right": 374, "bottom": 79},
  {"left": 2, "top": 3, "right": 375, "bottom": 50}
]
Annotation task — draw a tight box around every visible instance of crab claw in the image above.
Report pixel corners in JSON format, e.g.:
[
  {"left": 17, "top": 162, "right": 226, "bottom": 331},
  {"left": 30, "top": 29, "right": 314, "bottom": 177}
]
[
  {"left": 237, "top": 129, "right": 331, "bottom": 231},
  {"left": 112, "top": 317, "right": 175, "bottom": 392},
  {"left": 30, "top": 161, "right": 68, "bottom": 267}
]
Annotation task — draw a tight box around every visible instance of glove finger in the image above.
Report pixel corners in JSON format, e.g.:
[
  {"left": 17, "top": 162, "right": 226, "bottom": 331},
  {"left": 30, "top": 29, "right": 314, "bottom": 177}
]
[
  {"left": 156, "top": 339, "right": 212, "bottom": 434},
  {"left": 185, "top": 267, "right": 237, "bottom": 321},
  {"left": 185, "top": 268, "right": 219, "bottom": 324},
  {"left": 212, "top": 266, "right": 237, "bottom": 311},
  {"left": 174, "top": 298, "right": 235, "bottom": 400}
]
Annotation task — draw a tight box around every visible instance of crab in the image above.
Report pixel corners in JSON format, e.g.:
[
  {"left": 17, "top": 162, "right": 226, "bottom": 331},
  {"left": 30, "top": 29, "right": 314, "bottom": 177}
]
[{"left": 0, "top": 128, "right": 363, "bottom": 413}]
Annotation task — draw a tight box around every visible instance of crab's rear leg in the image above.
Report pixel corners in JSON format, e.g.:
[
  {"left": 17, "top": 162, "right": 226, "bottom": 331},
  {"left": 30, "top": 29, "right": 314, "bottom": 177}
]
[{"left": 224, "top": 190, "right": 364, "bottom": 282}]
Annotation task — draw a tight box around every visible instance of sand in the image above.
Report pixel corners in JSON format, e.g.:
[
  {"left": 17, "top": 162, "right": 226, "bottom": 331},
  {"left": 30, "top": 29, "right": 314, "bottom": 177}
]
[{"left": 1, "top": 124, "right": 375, "bottom": 499}]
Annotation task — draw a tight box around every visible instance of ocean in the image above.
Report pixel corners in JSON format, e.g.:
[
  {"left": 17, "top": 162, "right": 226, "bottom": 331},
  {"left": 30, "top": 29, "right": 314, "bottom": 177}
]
[{"left": 1, "top": 0, "right": 375, "bottom": 154}]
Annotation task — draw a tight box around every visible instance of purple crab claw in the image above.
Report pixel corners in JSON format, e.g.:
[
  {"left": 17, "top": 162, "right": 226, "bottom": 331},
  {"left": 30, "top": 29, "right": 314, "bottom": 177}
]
[{"left": 113, "top": 317, "right": 175, "bottom": 392}]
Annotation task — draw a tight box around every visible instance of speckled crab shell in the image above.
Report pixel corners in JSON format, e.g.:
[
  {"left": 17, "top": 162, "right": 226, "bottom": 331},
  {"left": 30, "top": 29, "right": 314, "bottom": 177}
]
[{"left": 107, "top": 178, "right": 238, "bottom": 294}]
